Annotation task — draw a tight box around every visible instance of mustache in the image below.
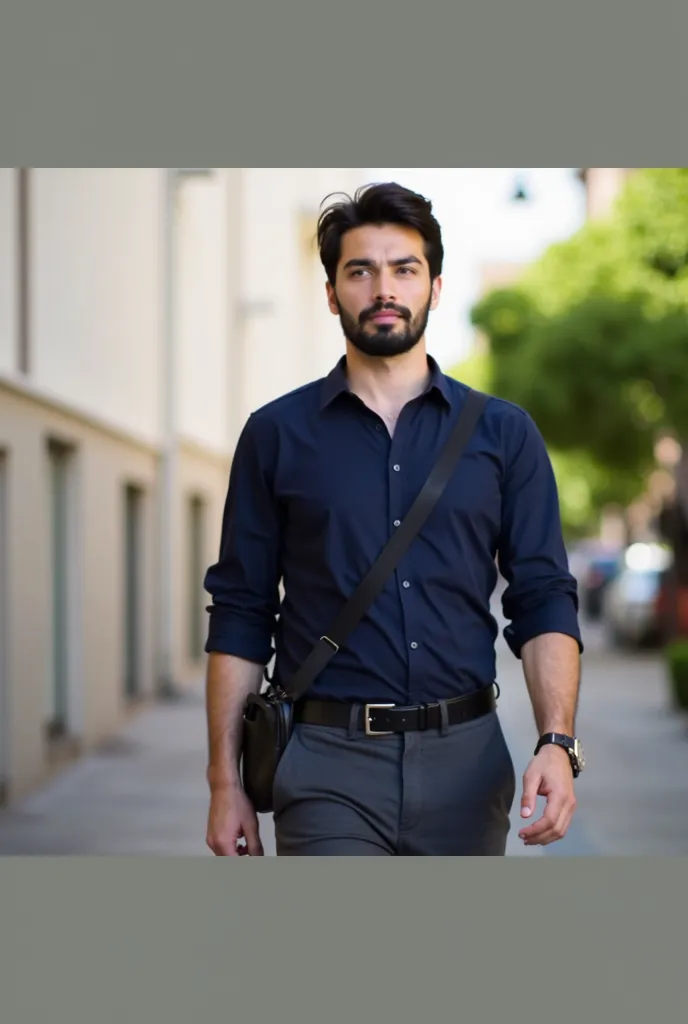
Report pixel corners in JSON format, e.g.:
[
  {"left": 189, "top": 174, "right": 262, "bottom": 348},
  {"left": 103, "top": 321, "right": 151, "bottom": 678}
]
[{"left": 359, "top": 302, "right": 411, "bottom": 324}]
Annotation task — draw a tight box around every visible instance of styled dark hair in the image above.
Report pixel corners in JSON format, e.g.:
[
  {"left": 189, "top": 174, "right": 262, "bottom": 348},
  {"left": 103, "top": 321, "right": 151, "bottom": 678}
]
[{"left": 316, "top": 182, "right": 444, "bottom": 286}]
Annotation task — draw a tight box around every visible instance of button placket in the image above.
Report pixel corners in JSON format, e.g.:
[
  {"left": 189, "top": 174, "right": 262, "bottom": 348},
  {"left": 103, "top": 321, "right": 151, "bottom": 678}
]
[
  {"left": 389, "top": 441, "right": 404, "bottom": 535},
  {"left": 388, "top": 430, "right": 416, "bottom": 702}
]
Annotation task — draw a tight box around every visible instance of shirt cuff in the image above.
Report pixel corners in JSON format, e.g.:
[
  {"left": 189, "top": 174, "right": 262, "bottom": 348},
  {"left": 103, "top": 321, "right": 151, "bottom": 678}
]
[
  {"left": 204, "top": 612, "right": 274, "bottom": 665},
  {"left": 503, "top": 596, "right": 584, "bottom": 659}
]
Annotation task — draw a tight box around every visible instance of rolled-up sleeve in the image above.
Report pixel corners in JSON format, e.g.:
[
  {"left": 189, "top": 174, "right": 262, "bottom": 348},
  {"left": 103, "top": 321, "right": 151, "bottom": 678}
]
[
  {"left": 497, "top": 408, "right": 583, "bottom": 658},
  {"left": 204, "top": 413, "right": 282, "bottom": 664}
]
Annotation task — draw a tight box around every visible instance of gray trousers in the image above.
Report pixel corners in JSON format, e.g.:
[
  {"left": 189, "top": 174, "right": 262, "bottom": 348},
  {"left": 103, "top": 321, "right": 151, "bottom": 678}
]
[{"left": 272, "top": 708, "right": 516, "bottom": 856}]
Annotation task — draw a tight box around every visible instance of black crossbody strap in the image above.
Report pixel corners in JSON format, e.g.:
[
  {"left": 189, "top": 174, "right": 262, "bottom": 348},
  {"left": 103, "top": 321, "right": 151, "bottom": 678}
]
[{"left": 283, "top": 388, "right": 489, "bottom": 702}]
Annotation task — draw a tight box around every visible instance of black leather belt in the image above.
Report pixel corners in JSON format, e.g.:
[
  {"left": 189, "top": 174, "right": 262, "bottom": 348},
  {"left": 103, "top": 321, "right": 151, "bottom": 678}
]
[{"left": 293, "top": 684, "right": 499, "bottom": 736}]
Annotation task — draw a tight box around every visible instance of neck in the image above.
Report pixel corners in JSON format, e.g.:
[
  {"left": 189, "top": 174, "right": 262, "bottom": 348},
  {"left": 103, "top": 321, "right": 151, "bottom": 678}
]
[{"left": 343, "top": 341, "right": 432, "bottom": 415}]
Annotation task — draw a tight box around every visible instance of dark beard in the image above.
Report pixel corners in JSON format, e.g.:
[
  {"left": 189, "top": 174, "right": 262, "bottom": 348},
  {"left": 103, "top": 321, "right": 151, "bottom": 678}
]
[{"left": 335, "top": 292, "right": 433, "bottom": 358}]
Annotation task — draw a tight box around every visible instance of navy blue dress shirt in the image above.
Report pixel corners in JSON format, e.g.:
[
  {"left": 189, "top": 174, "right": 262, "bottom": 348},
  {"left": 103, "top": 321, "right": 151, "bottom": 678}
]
[{"left": 204, "top": 356, "right": 582, "bottom": 705}]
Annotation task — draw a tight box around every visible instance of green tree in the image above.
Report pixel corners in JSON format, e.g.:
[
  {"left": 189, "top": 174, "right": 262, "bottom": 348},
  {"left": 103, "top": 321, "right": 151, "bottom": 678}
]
[
  {"left": 467, "top": 168, "right": 688, "bottom": 547},
  {"left": 448, "top": 324, "right": 637, "bottom": 540}
]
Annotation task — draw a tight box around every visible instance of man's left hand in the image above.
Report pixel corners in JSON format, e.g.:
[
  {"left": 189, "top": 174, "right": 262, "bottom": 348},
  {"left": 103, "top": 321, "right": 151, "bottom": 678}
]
[{"left": 518, "top": 745, "right": 577, "bottom": 847}]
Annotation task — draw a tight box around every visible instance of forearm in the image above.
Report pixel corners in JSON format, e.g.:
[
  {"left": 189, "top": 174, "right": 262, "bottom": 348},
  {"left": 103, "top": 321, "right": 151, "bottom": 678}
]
[
  {"left": 520, "top": 632, "right": 580, "bottom": 736},
  {"left": 205, "top": 652, "right": 264, "bottom": 793}
]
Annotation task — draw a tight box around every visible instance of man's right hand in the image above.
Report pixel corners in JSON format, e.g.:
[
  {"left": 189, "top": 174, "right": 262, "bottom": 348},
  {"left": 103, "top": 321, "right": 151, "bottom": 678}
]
[{"left": 206, "top": 785, "right": 264, "bottom": 857}]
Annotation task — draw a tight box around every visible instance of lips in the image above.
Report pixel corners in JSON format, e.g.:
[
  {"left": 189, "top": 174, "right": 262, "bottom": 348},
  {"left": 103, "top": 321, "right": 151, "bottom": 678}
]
[{"left": 370, "top": 313, "right": 400, "bottom": 323}]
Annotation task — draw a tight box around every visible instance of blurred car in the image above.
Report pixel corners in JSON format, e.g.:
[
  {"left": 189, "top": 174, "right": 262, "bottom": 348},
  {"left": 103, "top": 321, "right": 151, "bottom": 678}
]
[
  {"left": 603, "top": 567, "right": 664, "bottom": 647},
  {"left": 602, "top": 543, "right": 673, "bottom": 648},
  {"left": 567, "top": 540, "right": 598, "bottom": 583},
  {"left": 579, "top": 550, "right": 622, "bottom": 620}
]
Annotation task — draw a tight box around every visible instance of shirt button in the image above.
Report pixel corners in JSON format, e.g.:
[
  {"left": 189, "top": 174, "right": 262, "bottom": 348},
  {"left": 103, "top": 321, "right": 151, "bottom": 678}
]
[
  {"left": 402, "top": 581, "right": 410, "bottom": 588},
  {"left": 393, "top": 464, "right": 400, "bottom": 472},
  {"left": 393, "top": 520, "right": 401, "bottom": 527},
  {"left": 410, "top": 642, "right": 418, "bottom": 649}
]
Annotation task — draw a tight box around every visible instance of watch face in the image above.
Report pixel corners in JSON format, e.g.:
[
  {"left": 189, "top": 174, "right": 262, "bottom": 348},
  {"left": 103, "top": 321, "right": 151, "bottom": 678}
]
[{"left": 572, "top": 738, "right": 585, "bottom": 771}]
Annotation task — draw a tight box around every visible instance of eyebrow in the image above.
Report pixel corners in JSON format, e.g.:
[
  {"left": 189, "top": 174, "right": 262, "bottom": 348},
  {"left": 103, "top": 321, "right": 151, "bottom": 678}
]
[{"left": 342, "top": 255, "right": 423, "bottom": 271}]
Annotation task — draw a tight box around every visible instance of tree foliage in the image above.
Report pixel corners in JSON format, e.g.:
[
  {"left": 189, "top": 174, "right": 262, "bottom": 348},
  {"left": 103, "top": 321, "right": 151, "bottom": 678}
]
[{"left": 467, "top": 168, "right": 688, "bottom": 535}]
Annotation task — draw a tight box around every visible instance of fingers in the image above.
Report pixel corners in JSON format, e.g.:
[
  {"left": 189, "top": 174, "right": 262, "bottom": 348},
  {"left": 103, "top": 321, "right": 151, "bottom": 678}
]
[
  {"left": 519, "top": 799, "right": 564, "bottom": 845},
  {"left": 206, "top": 832, "right": 239, "bottom": 857},
  {"left": 520, "top": 767, "right": 541, "bottom": 821},
  {"left": 526, "top": 812, "right": 572, "bottom": 846},
  {"left": 519, "top": 793, "right": 577, "bottom": 846},
  {"left": 518, "top": 752, "right": 578, "bottom": 847},
  {"left": 243, "top": 816, "right": 264, "bottom": 857},
  {"left": 206, "top": 809, "right": 264, "bottom": 857},
  {"left": 543, "top": 807, "right": 574, "bottom": 846}
]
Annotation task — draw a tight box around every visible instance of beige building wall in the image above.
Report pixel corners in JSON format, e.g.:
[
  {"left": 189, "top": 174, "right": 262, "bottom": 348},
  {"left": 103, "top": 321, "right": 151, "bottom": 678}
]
[
  {"left": 232, "top": 167, "right": 364, "bottom": 428},
  {"left": 582, "top": 167, "right": 636, "bottom": 220},
  {"left": 176, "top": 169, "right": 234, "bottom": 453},
  {"left": 0, "top": 166, "right": 365, "bottom": 806},
  {"left": 30, "top": 169, "right": 165, "bottom": 444},
  {"left": 174, "top": 443, "right": 231, "bottom": 686},
  {"left": 0, "top": 170, "right": 16, "bottom": 375},
  {"left": 0, "top": 383, "right": 162, "bottom": 799}
]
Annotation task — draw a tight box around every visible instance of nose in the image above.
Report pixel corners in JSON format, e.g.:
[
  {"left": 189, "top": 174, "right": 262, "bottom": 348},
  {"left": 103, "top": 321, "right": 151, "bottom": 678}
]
[{"left": 375, "top": 267, "right": 397, "bottom": 304}]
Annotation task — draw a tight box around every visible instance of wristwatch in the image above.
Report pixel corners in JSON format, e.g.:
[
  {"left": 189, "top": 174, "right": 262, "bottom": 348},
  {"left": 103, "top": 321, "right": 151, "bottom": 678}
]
[{"left": 534, "top": 733, "right": 585, "bottom": 778}]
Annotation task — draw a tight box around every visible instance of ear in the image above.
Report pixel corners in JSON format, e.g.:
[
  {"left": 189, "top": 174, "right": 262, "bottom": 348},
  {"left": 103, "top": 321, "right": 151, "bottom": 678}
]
[
  {"left": 430, "top": 275, "right": 442, "bottom": 311},
  {"left": 326, "top": 281, "right": 339, "bottom": 316}
]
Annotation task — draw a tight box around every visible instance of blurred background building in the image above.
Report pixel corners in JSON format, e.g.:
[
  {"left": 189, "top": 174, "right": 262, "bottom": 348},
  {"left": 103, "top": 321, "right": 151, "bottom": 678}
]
[
  {"left": 0, "top": 167, "right": 363, "bottom": 804},
  {"left": 578, "top": 167, "right": 636, "bottom": 219}
]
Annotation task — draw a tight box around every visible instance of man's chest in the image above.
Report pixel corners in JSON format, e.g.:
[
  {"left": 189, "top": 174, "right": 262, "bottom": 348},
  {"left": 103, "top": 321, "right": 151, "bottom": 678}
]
[{"left": 273, "top": 423, "right": 504, "bottom": 541}]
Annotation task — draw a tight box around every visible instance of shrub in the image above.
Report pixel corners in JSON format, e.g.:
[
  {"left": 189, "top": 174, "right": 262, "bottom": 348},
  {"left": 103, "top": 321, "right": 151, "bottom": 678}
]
[{"left": 664, "top": 640, "right": 688, "bottom": 711}]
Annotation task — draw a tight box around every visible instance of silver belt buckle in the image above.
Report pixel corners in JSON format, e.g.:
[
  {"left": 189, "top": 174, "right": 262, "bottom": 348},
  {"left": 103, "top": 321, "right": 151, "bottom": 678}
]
[{"left": 364, "top": 703, "right": 395, "bottom": 736}]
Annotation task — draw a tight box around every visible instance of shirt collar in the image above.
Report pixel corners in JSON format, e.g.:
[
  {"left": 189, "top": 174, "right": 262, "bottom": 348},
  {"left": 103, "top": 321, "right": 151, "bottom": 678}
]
[{"left": 319, "top": 354, "right": 453, "bottom": 411}]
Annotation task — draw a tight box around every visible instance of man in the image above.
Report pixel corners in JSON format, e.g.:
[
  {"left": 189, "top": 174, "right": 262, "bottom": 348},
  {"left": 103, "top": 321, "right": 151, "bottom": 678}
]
[{"left": 204, "top": 181, "right": 584, "bottom": 857}]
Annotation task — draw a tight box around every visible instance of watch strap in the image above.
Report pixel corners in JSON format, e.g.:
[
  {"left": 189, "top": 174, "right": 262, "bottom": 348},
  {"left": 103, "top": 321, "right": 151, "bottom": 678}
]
[
  {"left": 535, "top": 732, "right": 575, "bottom": 754},
  {"left": 535, "top": 732, "right": 582, "bottom": 777}
]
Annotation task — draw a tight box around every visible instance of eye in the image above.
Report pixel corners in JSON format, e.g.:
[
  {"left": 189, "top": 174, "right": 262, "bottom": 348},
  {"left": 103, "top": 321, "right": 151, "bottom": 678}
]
[{"left": 397, "top": 267, "right": 415, "bottom": 275}]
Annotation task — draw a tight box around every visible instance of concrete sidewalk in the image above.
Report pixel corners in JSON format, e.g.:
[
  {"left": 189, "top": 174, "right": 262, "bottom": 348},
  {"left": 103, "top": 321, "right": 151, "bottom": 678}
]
[
  {"left": 1, "top": 620, "right": 687, "bottom": 856},
  {"left": 0, "top": 687, "right": 534, "bottom": 857},
  {"left": 0, "top": 689, "right": 221, "bottom": 856}
]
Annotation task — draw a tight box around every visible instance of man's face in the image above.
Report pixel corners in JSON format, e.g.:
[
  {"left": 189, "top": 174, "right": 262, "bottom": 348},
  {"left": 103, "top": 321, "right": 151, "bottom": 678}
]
[{"left": 326, "top": 223, "right": 442, "bottom": 358}]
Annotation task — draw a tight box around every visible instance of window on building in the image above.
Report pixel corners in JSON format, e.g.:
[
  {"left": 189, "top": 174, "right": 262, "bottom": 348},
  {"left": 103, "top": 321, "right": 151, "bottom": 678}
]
[
  {"left": 46, "top": 439, "right": 76, "bottom": 740},
  {"left": 188, "top": 495, "right": 206, "bottom": 662},
  {"left": 123, "top": 484, "right": 145, "bottom": 701}
]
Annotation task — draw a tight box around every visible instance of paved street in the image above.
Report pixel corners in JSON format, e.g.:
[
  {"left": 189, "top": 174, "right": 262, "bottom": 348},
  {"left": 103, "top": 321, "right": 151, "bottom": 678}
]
[
  {"left": 1, "top": 612, "right": 687, "bottom": 856},
  {"left": 497, "top": 619, "right": 688, "bottom": 856}
]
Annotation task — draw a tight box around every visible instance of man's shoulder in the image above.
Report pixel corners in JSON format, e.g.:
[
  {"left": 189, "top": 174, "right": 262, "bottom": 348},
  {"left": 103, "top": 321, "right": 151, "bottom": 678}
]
[
  {"left": 248, "top": 377, "right": 326, "bottom": 427},
  {"left": 446, "top": 375, "right": 532, "bottom": 430}
]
